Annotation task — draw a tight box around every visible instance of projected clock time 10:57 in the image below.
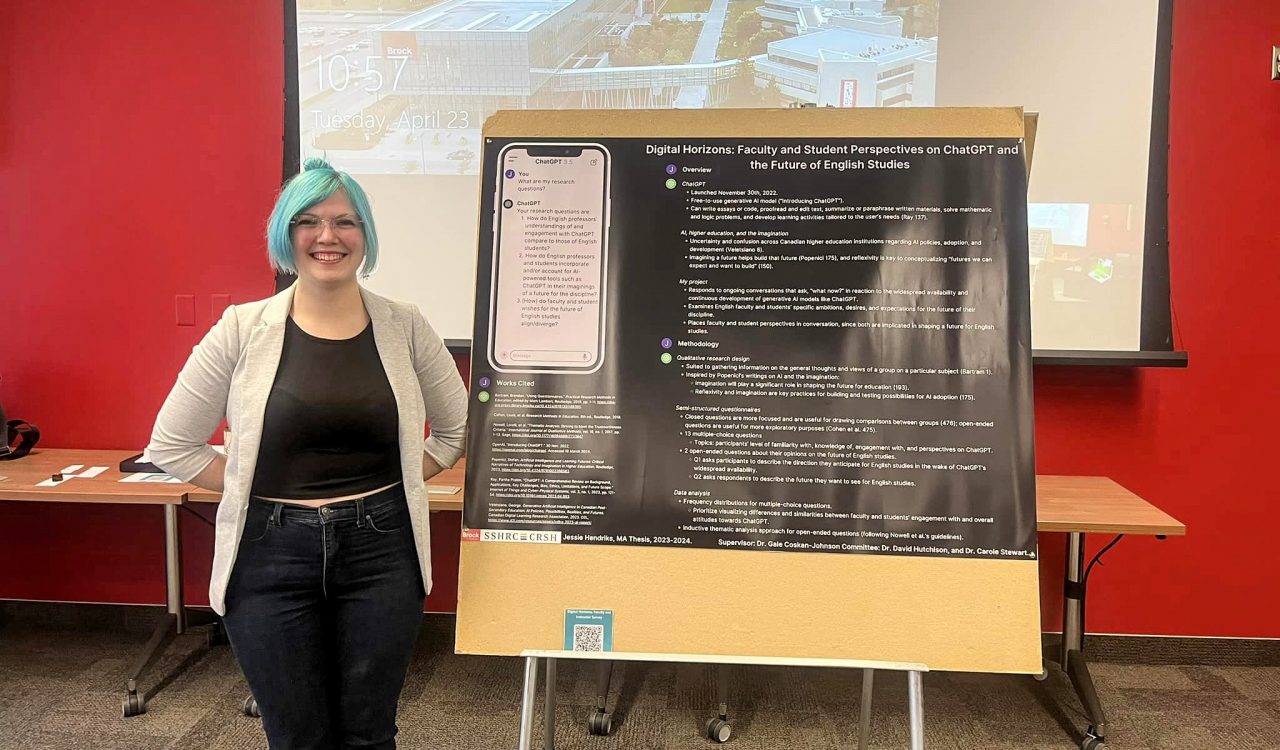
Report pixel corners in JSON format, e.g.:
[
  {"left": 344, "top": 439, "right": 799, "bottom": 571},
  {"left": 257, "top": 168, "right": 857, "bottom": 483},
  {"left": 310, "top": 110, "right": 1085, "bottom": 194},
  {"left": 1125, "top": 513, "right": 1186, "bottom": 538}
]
[{"left": 308, "top": 53, "right": 410, "bottom": 94}]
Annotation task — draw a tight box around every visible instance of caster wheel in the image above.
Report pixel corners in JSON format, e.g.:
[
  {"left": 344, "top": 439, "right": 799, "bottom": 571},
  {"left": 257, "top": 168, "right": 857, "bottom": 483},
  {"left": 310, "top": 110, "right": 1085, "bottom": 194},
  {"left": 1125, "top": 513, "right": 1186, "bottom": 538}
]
[
  {"left": 587, "top": 710, "right": 613, "bottom": 736},
  {"left": 1081, "top": 731, "right": 1108, "bottom": 750},
  {"left": 122, "top": 692, "right": 146, "bottom": 717},
  {"left": 243, "top": 696, "right": 261, "bottom": 718},
  {"left": 705, "top": 717, "right": 732, "bottom": 743},
  {"left": 1034, "top": 667, "right": 1049, "bottom": 682}
]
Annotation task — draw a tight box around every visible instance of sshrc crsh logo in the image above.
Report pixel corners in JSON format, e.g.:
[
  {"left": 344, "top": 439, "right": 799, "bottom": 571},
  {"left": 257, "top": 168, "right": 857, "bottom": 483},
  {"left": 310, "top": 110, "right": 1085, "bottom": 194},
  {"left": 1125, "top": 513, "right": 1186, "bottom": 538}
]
[{"left": 479, "top": 529, "right": 562, "bottom": 544}]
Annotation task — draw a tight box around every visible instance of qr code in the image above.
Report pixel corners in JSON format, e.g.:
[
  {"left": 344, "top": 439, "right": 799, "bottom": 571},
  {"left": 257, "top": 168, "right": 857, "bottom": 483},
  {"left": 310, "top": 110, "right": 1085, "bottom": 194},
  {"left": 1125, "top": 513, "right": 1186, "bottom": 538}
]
[{"left": 572, "top": 623, "right": 605, "bottom": 652}]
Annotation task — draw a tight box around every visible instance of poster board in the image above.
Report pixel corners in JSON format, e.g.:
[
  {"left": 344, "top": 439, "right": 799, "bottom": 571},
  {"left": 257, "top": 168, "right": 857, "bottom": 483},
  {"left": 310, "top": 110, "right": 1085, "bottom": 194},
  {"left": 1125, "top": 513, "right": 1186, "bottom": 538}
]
[{"left": 457, "top": 107, "right": 1041, "bottom": 674}]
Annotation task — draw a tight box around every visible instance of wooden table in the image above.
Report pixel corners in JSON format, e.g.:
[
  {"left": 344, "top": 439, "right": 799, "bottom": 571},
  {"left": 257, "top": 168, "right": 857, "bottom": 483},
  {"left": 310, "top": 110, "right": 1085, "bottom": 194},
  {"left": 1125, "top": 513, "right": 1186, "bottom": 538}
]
[
  {"left": 0, "top": 448, "right": 186, "bottom": 505},
  {"left": 0, "top": 448, "right": 217, "bottom": 717},
  {"left": 1035, "top": 475, "right": 1185, "bottom": 750},
  {"left": 0, "top": 449, "right": 466, "bottom": 718},
  {"left": 1035, "top": 475, "right": 1184, "bottom": 534},
  {"left": 3, "top": 452, "right": 1183, "bottom": 746}
]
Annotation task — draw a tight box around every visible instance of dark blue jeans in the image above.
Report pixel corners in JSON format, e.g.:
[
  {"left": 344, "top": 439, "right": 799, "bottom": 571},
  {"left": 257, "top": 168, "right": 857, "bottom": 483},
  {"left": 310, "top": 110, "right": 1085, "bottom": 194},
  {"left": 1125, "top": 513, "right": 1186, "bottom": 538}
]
[{"left": 223, "top": 485, "right": 425, "bottom": 750}]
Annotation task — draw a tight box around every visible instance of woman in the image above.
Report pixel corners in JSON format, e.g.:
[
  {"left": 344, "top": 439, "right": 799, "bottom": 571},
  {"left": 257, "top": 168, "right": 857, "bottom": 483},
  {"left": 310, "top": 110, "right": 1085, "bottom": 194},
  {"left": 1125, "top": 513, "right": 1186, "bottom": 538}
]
[{"left": 149, "top": 158, "right": 467, "bottom": 749}]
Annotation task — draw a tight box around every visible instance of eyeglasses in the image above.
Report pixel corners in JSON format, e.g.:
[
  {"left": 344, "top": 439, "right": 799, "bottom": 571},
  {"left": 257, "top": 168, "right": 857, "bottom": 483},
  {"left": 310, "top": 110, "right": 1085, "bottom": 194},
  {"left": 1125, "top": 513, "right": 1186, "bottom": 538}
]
[{"left": 289, "top": 214, "right": 363, "bottom": 234}]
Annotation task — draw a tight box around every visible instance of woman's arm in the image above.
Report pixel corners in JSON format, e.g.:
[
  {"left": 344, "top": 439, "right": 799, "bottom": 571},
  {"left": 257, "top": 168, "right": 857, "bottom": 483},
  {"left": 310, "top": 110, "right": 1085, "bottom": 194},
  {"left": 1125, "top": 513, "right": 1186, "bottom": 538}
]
[
  {"left": 411, "top": 306, "right": 468, "bottom": 473},
  {"left": 148, "top": 306, "right": 240, "bottom": 488},
  {"left": 421, "top": 452, "right": 444, "bottom": 483},
  {"left": 189, "top": 453, "right": 227, "bottom": 492}
]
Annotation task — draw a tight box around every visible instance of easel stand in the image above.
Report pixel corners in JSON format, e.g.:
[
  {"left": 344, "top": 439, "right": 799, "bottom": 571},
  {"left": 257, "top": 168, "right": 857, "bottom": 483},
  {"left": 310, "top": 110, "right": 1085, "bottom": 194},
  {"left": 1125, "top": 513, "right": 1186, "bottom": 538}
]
[{"left": 515, "top": 650, "right": 929, "bottom": 750}]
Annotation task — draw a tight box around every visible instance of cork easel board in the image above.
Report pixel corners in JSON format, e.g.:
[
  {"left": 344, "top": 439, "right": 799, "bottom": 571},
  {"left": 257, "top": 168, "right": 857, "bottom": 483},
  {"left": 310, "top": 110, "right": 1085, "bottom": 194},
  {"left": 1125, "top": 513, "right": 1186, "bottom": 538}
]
[{"left": 457, "top": 107, "right": 1042, "bottom": 674}]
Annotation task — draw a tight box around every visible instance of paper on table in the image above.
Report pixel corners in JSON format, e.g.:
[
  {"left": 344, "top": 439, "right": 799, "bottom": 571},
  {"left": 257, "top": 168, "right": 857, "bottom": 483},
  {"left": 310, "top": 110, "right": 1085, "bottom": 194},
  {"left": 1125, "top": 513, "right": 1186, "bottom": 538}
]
[
  {"left": 33, "top": 466, "right": 109, "bottom": 486},
  {"left": 426, "top": 485, "right": 461, "bottom": 495},
  {"left": 119, "top": 473, "right": 185, "bottom": 484}
]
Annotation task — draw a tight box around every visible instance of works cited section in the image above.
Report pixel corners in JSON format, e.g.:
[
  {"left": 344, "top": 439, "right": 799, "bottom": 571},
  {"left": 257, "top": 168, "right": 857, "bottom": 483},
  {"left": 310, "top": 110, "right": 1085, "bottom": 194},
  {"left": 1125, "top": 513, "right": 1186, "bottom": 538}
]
[{"left": 479, "top": 389, "right": 620, "bottom": 530}]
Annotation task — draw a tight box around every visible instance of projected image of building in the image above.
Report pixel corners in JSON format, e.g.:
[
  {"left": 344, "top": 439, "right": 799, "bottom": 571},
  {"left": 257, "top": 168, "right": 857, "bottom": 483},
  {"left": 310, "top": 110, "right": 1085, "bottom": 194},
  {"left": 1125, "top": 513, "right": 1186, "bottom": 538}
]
[
  {"left": 378, "top": 0, "right": 634, "bottom": 111},
  {"left": 375, "top": 0, "right": 755, "bottom": 113},
  {"left": 375, "top": 0, "right": 935, "bottom": 112},
  {"left": 752, "top": 0, "right": 936, "bottom": 107},
  {"left": 757, "top": 0, "right": 901, "bottom": 35},
  {"left": 301, "top": 0, "right": 938, "bottom": 172}
]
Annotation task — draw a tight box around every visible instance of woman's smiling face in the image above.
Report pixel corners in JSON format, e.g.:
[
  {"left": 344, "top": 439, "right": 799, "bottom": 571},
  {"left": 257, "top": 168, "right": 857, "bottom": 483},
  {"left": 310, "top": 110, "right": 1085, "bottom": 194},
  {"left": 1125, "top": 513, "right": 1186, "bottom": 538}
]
[{"left": 290, "top": 190, "right": 367, "bottom": 287}]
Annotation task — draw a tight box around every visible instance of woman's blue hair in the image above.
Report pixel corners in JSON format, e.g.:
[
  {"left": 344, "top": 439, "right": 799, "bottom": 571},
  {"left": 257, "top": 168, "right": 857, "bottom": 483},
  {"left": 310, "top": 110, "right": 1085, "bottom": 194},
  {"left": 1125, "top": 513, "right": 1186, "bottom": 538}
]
[{"left": 266, "top": 157, "right": 379, "bottom": 277}]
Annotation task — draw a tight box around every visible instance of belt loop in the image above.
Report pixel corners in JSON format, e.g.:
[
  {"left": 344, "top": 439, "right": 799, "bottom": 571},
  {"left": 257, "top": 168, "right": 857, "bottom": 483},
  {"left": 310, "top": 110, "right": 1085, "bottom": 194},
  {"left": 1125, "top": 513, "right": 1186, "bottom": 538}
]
[
  {"left": 270, "top": 502, "right": 283, "bottom": 527},
  {"left": 356, "top": 497, "right": 366, "bottom": 528}
]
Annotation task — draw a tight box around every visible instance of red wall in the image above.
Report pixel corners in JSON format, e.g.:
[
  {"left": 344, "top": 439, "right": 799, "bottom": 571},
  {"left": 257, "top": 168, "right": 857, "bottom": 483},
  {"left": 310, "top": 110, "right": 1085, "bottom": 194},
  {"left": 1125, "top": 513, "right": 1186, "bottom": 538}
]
[
  {"left": 2, "top": 1, "right": 1277, "bottom": 635},
  {"left": 1033, "top": 1, "right": 1280, "bottom": 637}
]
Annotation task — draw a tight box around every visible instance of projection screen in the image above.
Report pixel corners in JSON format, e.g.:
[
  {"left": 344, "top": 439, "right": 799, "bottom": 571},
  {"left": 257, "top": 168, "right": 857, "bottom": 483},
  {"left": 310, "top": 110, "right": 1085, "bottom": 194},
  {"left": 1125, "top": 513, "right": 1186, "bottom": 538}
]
[{"left": 285, "top": 0, "right": 1175, "bottom": 359}]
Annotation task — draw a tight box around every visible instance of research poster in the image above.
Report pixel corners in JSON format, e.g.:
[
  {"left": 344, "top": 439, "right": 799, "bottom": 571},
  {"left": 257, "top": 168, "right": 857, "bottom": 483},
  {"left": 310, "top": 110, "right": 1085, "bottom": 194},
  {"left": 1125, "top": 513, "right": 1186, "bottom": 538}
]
[{"left": 464, "top": 133, "right": 1036, "bottom": 562}]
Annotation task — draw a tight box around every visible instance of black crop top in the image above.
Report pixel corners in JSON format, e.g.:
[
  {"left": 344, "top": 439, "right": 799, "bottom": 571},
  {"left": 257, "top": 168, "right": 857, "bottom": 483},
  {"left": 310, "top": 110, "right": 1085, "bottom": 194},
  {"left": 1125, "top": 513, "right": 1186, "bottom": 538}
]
[{"left": 250, "top": 317, "right": 401, "bottom": 499}]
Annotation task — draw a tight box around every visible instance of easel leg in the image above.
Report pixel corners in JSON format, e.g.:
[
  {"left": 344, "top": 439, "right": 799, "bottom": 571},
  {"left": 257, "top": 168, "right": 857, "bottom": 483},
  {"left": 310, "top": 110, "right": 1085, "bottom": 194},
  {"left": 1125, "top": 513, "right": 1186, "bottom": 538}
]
[
  {"left": 858, "top": 668, "right": 874, "bottom": 750},
  {"left": 595, "top": 661, "right": 613, "bottom": 711},
  {"left": 704, "top": 664, "right": 732, "bottom": 742},
  {"left": 907, "top": 670, "right": 925, "bottom": 750},
  {"left": 587, "top": 661, "right": 614, "bottom": 735},
  {"left": 518, "top": 656, "right": 539, "bottom": 750},
  {"left": 543, "top": 658, "right": 557, "bottom": 750},
  {"left": 717, "top": 663, "right": 729, "bottom": 721}
]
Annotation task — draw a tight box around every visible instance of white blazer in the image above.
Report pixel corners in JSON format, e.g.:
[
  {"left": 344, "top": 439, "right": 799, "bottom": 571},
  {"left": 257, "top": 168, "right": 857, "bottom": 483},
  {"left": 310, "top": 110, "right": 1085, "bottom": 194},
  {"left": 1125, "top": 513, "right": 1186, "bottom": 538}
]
[{"left": 148, "top": 285, "right": 468, "bottom": 614}]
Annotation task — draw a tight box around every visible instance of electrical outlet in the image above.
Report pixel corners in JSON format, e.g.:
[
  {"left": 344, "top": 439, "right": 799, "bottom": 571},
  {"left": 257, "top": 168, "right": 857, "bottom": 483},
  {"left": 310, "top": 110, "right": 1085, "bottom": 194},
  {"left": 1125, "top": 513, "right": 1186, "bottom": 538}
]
[{"left": 1273, "top": 46, "right": 1280, "bottom": 81}]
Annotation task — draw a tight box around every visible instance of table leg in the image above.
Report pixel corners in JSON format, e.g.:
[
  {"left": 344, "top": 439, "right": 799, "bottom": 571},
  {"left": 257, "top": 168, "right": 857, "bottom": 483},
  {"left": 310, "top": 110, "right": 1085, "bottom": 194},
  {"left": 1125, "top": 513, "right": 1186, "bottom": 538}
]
[
  {"left": 122, "top": 612, "right": 177, "bottom": 716},
  {"left": 165, "top": 505, "right": 186, "bottom": 633},
  {"left": 1062, "top": 531, "right": 1109, "bottom": 749},
  {"left": 122, "top": 504, "right": 216, "bottom": 717},
  {"left": 123, "top": 506, "right": 184, "bottom": 716}
]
